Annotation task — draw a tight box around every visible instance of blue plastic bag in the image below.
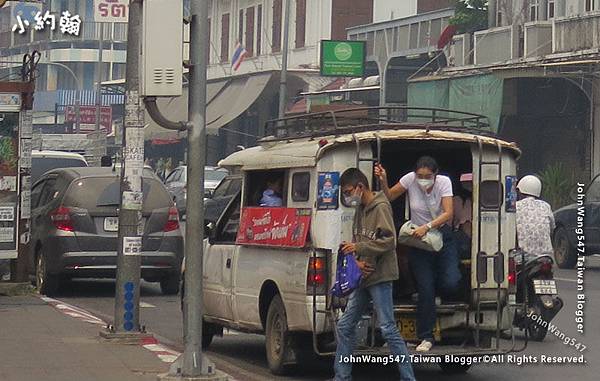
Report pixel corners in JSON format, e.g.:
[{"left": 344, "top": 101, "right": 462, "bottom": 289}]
[{"left": 331, "top": 249, "right": 362, "bottom": 298}]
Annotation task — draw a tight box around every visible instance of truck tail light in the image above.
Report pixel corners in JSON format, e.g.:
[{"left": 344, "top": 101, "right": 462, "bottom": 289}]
[
  {"left": 50, "top": 206, "right": 74, "bottom": 232},
  {"left": 307, "top": 256, "right": 327, "bottom": 295},
  {"left": 163, "top": 206, "right": 180, "bottom": 232},
  {"left": 508, "top": 256, "right": 516, "bottom": 290}
]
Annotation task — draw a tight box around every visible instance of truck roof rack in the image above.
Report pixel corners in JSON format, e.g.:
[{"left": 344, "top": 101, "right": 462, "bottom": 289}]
[{"left": 262, "top": 106, "right": 494, "bottom": 142}]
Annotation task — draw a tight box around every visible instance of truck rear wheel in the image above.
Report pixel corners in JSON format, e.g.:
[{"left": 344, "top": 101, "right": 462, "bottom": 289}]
[
  {"left": 439, "top": 362, "right": 472, "bottom": 374},
  {"left": 265, "top": 294, "right": 292, "bottom": 375}
]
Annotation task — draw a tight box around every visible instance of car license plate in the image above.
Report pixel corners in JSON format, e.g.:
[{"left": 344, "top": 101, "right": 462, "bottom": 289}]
[
  {"left": 533, "top": 279, "right": 558, "bottom": 295},
  {"left": 398, "top": 318, "right": 441, "bottom": 342},
  {"left": 104, "top": 217, "right": 119, "bottom": 232}
]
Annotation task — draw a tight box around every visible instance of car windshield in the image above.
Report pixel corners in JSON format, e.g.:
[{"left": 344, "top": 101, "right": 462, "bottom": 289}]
[
  {"left": 31, "top": 157, "right": 87, "bottom": 183},
  {"left": 63, "top": 176, "right": 172, "bottom": 212},
  {"left": 205, "top": 169, "right": 228, "bottom": 182}
]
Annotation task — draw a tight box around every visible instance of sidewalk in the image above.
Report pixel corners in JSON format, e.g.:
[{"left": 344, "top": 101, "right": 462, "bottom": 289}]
[{"left": 0, "top": 295, "right": 169, "bottom": 381}]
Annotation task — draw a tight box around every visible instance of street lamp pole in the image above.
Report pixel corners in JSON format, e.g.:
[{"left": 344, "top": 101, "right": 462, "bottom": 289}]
[
  {"left": 3, "top": 61, "right": 82, "bottom": 130},
  {"left": 278, "top": 0, "right": 291, "bottom": 119}
]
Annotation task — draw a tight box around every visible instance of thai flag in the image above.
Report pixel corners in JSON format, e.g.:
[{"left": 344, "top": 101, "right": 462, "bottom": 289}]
[{"left": 231, "top": 43, "right": 247, "bottom": 71}]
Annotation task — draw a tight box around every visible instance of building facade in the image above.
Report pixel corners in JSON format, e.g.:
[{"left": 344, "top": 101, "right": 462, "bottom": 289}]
[
  {"left": 0, "top": 0, "right": 127, "bottom": 133},
  {"left": 371, "top": 0, "right": 600, "bottom": 206}
]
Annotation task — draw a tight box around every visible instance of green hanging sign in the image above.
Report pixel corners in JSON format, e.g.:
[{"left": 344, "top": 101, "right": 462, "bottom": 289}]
[{"left": 320, "top": 40, "right": 366, "bottom": 77}]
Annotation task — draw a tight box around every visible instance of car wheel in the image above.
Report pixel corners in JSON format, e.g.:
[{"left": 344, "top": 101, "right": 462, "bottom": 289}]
[
  {"left": 553, "top": 227, "right": 577, "bottom": 269},
  {"left": 160, "top": 272, "right": 181, "bottom": 295},
  {"left": 266, "top": 294, "right": 292, "bottom": 375},
  {"left": 36, "top": 252, "right": 59, "bottom": 296},
  {"left": 202, "top": 321, "right": 215, "bottom": 349}
]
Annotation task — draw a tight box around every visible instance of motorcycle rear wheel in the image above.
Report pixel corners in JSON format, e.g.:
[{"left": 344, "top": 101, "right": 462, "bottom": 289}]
[{"left": 526, "top": 303, "right": 548, "bottom": 342}]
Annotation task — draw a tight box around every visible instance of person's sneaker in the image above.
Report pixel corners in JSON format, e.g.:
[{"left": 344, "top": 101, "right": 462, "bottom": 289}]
[{"left": 416, "top": 339, "right": 433, "bottom": 352}]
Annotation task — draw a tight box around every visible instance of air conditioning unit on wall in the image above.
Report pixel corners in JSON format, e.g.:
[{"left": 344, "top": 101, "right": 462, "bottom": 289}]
[{"left": 140, "top": 0, "right": 183, "bottom": 97}]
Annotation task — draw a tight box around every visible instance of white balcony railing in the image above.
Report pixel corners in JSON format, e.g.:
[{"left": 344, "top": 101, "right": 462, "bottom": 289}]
[{"left": 553, "top": 11, "right": 600, "bottom": 53}]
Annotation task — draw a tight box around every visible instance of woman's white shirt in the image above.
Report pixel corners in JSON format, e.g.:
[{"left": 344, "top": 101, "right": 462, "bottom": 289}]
[{"left": 399, "top": 172, "right": 453, "bottom": 226}]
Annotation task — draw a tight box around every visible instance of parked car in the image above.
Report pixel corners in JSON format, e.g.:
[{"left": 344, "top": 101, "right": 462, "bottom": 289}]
[
  {"left": 164, "top": 166, "right": 228, "bottom": 217},
  {"left": 112, "top": 162, "right": 158, "bottom": 178},
  {"left": 31, "top": 150, "right": 88, "bottom": 183},
  {"left": 553, "top": 174, "right": 599, "bottom": 268},
  {"left": 29, "top": 167, "right": 183, "bottom": 296}
]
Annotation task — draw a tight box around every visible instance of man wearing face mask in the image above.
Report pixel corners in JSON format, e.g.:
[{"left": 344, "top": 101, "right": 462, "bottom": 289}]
[
  {"left": 375, "top": 156, "right": 460, "bottom": 353},
  {"left": 335, "top": 168, "right": 415, "bottom": 381}
]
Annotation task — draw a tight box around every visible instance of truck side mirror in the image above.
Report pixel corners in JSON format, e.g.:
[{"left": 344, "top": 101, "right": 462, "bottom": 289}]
[{"left": 205, "top": 221, "right": 215, "bottom": 242}]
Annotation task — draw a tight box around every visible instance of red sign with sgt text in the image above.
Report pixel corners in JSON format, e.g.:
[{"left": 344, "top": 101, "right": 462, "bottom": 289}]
[{"left": 236, "top": 207, "right": 311, "bottom": 248}]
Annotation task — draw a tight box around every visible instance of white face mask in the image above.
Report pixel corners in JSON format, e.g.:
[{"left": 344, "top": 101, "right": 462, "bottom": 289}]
[
  {"left": 344, "top": 187, "right": 363, "bottom": 207},
  {"left": 417, "top": 178, "right": 434, "bottom": 191}
]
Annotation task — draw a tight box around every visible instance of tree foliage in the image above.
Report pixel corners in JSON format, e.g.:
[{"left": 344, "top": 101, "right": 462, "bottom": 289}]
[{"left": 449, "top": 0, "right": 489, "bottom": 33}]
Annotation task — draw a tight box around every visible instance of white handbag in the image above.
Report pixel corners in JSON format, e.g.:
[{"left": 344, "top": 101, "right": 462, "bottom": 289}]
[
  {"left": 397, "top": 190, "right": 444, "bottom": 252},
  {"left": 398, "top": 220, "right": 443, "bottom": 252}
]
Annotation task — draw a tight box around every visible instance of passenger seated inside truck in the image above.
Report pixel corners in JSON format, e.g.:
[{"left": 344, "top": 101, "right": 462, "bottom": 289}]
[
  {"left": 453, "top": 173, "right": 473, "bottom": 260},
  {"left": 260, "top": 174, "right": 284, "bottom": 207}
]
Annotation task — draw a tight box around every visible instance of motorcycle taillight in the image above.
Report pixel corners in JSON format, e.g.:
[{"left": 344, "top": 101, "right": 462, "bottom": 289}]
[{"left": 539, "top": 261, "right": 553, "bottom": 275}]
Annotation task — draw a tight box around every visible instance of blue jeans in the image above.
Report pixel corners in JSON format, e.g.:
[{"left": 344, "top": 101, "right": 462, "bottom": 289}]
[
  {"left": 334, "top": 282, "right": 416, "bottom": 381},
  {"left": 408, "top": 225, "right": 461, "bottom": 341}
]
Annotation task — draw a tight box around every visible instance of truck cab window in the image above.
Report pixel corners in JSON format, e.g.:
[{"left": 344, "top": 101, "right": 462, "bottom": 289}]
[
  {"left": 245, "top": 170, "right": 286, "bottom": 207},
  {"left": 216, "top": 196, "right": 241, "bottom": 243},
  {"left": 292, "top": 172, "right": 310, "bottom": 202}
]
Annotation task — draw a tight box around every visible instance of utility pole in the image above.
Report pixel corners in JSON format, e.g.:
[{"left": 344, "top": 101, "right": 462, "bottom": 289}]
[
  {"left": 158, "top": 1, "right": 225, "bottom": 380},
  {"left": 278, "top": 0, "right": 291, "bottom": 118},
  {"left": 182, "top": 0, "right": 212, "bottom": 376},
  {"left": 109, "top": 0, "right": 145, "bottom": 337}
]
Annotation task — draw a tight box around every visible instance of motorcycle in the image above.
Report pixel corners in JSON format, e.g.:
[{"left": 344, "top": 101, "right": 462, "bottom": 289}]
[{"left": 510, "top": 249, "right": 563, "bottom": 341}]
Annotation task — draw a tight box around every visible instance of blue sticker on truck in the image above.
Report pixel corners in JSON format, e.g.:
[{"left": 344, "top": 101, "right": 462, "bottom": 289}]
[
  {"left": 505, "top": 176, "right": 518, "bottom": 212},
  {"left": 317, "top": 172, "right": 339, "bottom": 210}
]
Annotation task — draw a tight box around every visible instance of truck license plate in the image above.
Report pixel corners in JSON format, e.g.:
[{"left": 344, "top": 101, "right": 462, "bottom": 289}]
[
  {"left": 398, "top": 318, "right": 441, "bottom": 342},
  {"left": 533, "top": 279, "right": 558, "bottom": 295}
]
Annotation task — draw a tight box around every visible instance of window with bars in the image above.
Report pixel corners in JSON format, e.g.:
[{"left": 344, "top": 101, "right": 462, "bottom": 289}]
[
  {"left": 239, "top": 9, "right": 244, "bottom": 45},
  {"left": 246, "top": 6, "right": 254, "bottom": 56},
  {"left": 586, "top": 0, "right": 595, "bottom": 12},
  {"left": 272, "top": 0, "right": 282, "bottom": 53},
  {"left": 529, "top": 0, "right": 539, "bottom": 21},
  {"left": 295, "top": 0, "right": 306, "bottom": 48},
  {"left": 221, "top": 13, "right": 230, "bottom": 62},
  {"left": 548, "top": 0, "right": 555, "bottom": 18},
  {"left": 257, "top": 5, "right": 262, "bottom": 56}
]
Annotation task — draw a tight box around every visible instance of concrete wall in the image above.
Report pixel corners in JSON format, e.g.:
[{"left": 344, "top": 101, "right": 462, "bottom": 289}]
[{"left": 373, "top": 0, "right": 417, "bottom": 22}]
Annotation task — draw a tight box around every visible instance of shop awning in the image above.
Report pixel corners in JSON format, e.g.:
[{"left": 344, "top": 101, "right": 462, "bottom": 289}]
[
  {"left": 407, "top": 74, "right": 504, "bottom": 133},
  {"left": 206, "top": 72, "right": 272, "bottom": 132},
  {"left": 143, "top": 72, "right": 272, "bottom": 139}
]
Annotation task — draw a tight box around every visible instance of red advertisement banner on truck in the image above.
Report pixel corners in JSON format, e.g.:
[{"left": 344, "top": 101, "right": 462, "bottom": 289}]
[{"left": 236, "top": 207, "right": 311, "bottom": 248}]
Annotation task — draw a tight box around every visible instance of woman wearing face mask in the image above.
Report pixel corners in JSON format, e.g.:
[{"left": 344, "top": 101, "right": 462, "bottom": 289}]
[{"left": 375, "top": 156, "right": 461, "bottom": 353}]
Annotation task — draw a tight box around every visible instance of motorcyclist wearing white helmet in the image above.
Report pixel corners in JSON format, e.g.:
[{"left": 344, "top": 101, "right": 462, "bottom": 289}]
[{"left": 516, "top": 175, "right": 556, "bottom": 258}]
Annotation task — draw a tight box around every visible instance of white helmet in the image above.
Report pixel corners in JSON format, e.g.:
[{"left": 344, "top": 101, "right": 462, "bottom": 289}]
[{"left": 517, "top": 175, "right": 542, "bottom": 197}]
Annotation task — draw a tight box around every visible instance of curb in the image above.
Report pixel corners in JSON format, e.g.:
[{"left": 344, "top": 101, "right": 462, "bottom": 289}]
[
  {"left": 0, "top": 282, "right": 35, "bottom": 296},
  {"left": 36, "top": 295, "right": 237, "bottom": 380}
]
